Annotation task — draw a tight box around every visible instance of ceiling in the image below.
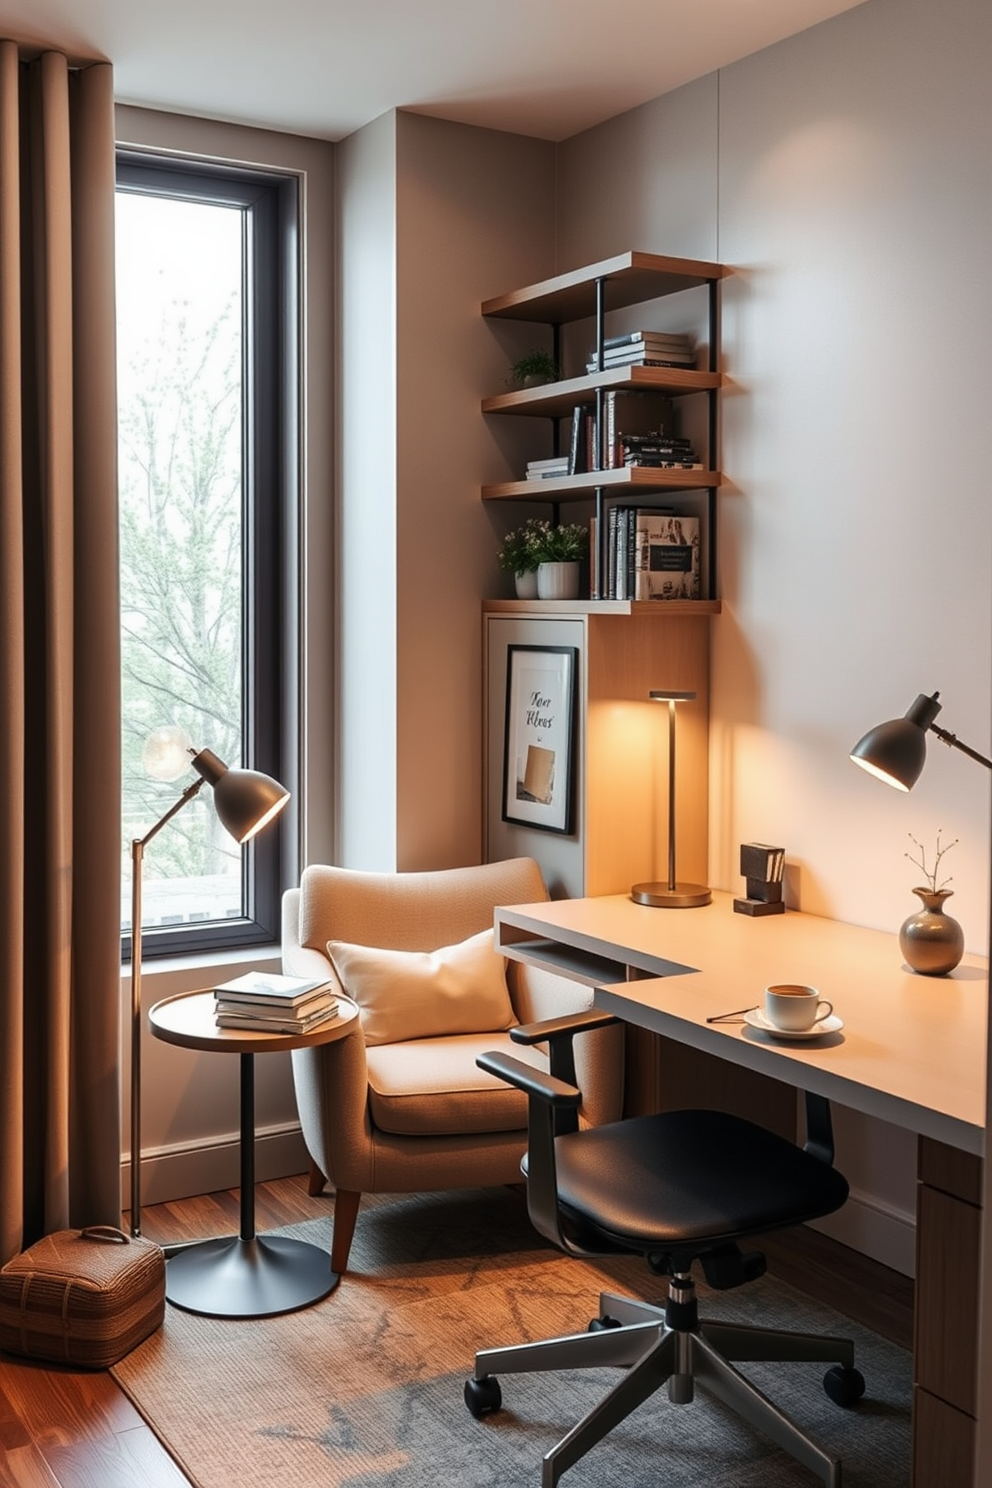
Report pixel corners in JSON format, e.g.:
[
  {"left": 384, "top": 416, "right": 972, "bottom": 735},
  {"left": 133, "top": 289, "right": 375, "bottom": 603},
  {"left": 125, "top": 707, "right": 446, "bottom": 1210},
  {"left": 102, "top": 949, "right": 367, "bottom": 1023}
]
[{"left": 4, "top": 0, "right": 868, "bottom": 142}]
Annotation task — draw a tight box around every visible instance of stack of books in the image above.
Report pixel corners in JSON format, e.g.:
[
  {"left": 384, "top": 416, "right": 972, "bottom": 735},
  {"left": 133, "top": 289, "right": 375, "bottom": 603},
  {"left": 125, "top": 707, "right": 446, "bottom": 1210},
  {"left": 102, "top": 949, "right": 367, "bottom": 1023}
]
[
  {"left": 618, "top": 433, "right": 701, "bottom": 470},
  {"left": 525, "top": 455, "right": 570, "bottom": 481},
  {"left": 213, "top": 971, "right": 338, "bottom": 1034},
  {"left": 587, "top": 330, "right": 696, "bottom": 373}
]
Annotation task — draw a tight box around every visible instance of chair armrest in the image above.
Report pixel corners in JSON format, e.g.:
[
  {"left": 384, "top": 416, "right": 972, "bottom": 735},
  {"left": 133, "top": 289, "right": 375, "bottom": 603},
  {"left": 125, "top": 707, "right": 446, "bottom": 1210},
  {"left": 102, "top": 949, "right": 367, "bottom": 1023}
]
[
  {"left": 510, "top": 1008, "right": 618, "bottom": 1132},
  {"left": 476, "top": 1050, "right": 582, "bottom": 1108},
  {"left": 476, "top": 1049, "right": 578, "bottom": 1254},
  {"left": 510, "top": 1008, "right": 619, "bottom": 1045}
]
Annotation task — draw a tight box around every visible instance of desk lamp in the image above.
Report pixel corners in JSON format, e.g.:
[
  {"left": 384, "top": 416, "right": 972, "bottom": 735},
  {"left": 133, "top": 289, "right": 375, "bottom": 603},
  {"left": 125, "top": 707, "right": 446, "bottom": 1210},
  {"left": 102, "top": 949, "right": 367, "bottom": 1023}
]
[
  {"left": 129, "top": 731, "right": 290, "bottom": 1235},
  {"left": 850, "top": 690, "right": 992, "bottom": 789},
  {"left": 631, "top": 690, "right": 711, "bottom": 908}
]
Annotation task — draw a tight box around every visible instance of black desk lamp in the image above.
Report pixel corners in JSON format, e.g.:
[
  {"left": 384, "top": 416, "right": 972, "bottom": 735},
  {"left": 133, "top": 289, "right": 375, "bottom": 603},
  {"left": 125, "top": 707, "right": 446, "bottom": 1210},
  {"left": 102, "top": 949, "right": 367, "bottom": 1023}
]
[{"left": 850, "top": 690, "right": 992, "bottom": 790}]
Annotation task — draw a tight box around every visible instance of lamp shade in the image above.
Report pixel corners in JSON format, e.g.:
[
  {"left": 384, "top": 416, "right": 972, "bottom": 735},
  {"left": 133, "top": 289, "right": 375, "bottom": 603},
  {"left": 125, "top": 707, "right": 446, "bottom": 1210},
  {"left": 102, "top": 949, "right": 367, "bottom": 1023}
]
[
  {"left": 190, "top": 747, "right": 290, "bottom": 842},
  {"left": 849, "top": 692, "right": 942, "bottom": 791}
]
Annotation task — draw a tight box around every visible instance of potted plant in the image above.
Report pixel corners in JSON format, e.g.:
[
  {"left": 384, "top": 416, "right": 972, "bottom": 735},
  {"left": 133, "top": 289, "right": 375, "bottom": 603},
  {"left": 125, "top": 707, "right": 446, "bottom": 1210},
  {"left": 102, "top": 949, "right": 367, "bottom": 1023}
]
[
  {"left": 529, "top": 519, "right": 589, "bottom": 600},
  {"left": 496, "top": 518, "right": 545, "bottom": 597},
  {"left": 507, "top": 349, "right": 560, "bottom": 389}
]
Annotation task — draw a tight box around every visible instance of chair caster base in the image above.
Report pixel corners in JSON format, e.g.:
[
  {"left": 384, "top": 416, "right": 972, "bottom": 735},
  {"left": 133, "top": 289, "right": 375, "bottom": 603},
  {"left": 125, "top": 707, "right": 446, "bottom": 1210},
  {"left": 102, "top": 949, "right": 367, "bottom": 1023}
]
[
  {"left": 465, "top": 1374, "right": 502, "bottom": 1418},
  {"left": 823, "top": 1364, "right": 866, "bottom": 1407}
]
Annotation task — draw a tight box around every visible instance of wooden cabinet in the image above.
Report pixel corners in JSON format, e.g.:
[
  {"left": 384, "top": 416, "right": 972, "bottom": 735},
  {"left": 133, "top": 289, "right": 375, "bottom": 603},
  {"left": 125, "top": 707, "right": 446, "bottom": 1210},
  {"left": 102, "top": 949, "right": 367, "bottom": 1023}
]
[
  {"left": 481, "top": 250, "right": 727, "bottom": 601},
  {"left": 913, "top": 1136, "right": 982, "bottom": 1486},
  {"left": 484, "top": 603, "right": 713, "bottom": 902}
]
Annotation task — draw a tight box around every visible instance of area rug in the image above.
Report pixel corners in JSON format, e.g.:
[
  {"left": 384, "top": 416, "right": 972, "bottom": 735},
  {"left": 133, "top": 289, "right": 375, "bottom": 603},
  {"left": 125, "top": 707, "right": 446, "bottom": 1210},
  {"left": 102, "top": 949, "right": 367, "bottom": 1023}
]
[{"left": 112, "top": 1189, "right": 911, "bottom": 1488}]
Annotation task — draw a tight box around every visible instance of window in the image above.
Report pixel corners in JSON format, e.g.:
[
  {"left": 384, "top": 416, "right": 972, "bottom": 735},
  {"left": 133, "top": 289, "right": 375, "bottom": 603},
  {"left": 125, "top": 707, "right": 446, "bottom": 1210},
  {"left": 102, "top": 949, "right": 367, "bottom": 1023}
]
[{"left": 116, "top": 153, "right": 299, "bottom": 957}]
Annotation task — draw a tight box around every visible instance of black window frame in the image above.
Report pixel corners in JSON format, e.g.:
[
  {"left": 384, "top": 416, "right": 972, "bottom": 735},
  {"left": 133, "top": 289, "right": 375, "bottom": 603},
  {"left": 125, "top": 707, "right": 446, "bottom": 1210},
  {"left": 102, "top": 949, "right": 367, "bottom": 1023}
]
[{"left": 117, "top": 150, "right": 300, "bottom": 961}]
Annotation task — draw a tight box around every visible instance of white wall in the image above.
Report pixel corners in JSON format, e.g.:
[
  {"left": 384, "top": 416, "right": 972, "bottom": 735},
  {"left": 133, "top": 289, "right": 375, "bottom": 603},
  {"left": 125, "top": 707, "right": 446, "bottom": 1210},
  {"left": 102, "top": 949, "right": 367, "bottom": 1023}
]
[
  {"left": 336, "top": 111, "right": 400, "bottom": 869},
  {"left": 554, "top": 0, "right": 992, "bottom": 1272}
]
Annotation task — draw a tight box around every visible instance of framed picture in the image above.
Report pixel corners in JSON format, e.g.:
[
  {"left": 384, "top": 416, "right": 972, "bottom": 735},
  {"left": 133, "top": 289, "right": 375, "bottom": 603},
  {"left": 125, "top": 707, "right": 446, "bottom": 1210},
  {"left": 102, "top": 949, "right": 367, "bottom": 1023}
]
[{"left": 501, "top": 645, "right": 577, "bottom": 834}]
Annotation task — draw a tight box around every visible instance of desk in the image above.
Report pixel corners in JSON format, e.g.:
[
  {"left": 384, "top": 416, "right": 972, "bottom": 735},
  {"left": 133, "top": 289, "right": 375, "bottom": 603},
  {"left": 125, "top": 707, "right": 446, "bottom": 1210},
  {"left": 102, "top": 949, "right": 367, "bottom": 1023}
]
[
  {"left": 149, "top": 991, "right": 359, "bottom": 1319},
  {"left": 494, "top": 891, "right": 988, "bottom": 1486}
]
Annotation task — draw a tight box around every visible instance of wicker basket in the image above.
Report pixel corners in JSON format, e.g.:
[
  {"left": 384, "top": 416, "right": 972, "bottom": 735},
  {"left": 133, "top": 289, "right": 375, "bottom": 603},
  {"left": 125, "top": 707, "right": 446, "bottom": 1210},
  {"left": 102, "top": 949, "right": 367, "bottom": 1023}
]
[{"left": 0, "top": 1225, "right": 165, "bottom": 1368}]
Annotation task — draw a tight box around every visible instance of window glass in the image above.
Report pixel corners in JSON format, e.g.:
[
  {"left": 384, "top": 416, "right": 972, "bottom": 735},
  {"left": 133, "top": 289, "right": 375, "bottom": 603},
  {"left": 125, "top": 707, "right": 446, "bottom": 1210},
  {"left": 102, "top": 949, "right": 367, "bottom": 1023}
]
[{"left": 116, "top": 155, "right": 296, "bottom": 955}]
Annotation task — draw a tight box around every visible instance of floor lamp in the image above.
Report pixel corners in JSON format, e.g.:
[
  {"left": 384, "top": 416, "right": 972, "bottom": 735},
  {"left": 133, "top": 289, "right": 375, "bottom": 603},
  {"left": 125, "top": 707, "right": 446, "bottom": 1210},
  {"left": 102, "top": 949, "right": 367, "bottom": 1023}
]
[
  {"left": 130, "top": 742, "right": 290, "bottom": 1236},
  {"left": 850, "top": 689, "right": 992, "bottom": 788},
  {"left": 631, "top": 690, "right": 711, "bottom": 909}
]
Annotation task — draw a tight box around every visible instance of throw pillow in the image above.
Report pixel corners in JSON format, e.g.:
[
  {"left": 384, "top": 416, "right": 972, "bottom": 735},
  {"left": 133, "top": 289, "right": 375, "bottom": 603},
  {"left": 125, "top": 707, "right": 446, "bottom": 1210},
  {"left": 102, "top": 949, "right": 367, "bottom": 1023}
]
[{"left": 325, "top": 929, "right": 515, "bottom": 1046}]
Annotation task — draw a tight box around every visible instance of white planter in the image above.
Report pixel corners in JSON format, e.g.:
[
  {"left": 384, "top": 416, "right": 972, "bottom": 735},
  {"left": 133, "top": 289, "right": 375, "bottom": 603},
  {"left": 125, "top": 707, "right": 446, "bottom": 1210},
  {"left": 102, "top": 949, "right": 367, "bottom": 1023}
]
[
  {"left": 514, "top": 569, "right": 539, "bottom": 599},
  {"left": 537, "top": 561, "right": 580, "bottom": 600}
]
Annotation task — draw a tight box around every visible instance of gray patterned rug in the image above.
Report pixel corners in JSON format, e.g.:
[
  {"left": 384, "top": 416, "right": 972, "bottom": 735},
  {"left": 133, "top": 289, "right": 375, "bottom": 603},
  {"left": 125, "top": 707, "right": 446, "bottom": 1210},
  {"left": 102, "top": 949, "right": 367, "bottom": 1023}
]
[{"left": 112, "top": 1188, "right": 911, "bottom": 1487}]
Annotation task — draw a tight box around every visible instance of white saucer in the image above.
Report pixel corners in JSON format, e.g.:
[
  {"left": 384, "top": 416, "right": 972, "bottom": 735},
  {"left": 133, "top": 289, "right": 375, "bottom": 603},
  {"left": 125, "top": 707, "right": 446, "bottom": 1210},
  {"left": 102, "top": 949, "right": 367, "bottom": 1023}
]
[{"left": 744, "top": 1008, "right": 844, "bottom": 1041}]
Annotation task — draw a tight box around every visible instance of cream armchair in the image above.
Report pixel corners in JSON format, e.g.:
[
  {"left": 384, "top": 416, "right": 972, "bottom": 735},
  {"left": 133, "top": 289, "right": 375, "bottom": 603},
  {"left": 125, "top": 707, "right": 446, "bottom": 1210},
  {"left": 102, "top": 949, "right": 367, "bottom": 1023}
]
[{"left": 283, "top": 856, "right": 624, "bottom": 1274}]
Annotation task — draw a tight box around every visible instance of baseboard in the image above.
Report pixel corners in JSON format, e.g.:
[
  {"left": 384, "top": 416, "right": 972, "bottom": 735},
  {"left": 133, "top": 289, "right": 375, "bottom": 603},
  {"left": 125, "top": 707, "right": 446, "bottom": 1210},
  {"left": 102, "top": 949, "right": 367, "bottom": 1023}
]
[
  {"left": 807, "top": 1186, "right": 916, "bottom": 1278},
  {"left": 121, "top": 1122, "right": 310, "bottom": 1209}
]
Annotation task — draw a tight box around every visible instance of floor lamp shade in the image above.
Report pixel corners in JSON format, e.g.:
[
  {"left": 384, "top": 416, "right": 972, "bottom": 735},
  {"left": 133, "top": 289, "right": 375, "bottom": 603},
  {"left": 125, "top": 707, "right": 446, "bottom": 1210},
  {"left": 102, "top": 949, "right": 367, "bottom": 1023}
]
[
  {"left": 850, "top": 691, "right": 992, "bottom": 790},
  {"left": 190, "top": 748, "right": 290, "bottom": 842},
  {"left": 130, "top": 750, "right": 290, "bottom": 1236},
  {"left": 631, "top": 690, "right": 711, "bottom": 909}
]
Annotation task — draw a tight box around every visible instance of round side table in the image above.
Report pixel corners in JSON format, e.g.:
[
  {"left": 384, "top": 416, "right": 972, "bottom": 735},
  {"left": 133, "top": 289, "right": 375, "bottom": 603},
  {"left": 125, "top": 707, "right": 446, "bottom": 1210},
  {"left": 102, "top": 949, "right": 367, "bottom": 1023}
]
[{"left": 148, "top": 989, "right": 359, "bottom": 1320}]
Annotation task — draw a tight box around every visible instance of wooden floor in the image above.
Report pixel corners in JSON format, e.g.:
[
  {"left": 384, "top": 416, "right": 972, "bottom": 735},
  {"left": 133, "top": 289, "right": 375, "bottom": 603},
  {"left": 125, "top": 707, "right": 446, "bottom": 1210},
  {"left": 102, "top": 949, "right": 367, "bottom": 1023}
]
[{"left": 0, "top": 1175, "right": 914, "bottom": 1488}]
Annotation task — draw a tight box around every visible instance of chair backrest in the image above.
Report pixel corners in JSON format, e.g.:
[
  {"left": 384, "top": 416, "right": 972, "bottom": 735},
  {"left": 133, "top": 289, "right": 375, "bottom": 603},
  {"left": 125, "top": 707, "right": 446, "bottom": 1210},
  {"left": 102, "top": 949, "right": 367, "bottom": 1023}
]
[{"left": 298, "top": 857, "right": 548, "bottom": 956}]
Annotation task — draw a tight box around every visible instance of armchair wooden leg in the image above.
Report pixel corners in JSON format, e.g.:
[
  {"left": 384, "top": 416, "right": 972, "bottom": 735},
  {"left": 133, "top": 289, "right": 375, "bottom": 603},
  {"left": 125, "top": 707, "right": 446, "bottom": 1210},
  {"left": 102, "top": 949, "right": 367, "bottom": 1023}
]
[
  {"left": 306, "top": 1159, "right": 327, "bottom": 1197},
  {"left": 331, "top": 1188, "right": 362, "bottom": 1274}
]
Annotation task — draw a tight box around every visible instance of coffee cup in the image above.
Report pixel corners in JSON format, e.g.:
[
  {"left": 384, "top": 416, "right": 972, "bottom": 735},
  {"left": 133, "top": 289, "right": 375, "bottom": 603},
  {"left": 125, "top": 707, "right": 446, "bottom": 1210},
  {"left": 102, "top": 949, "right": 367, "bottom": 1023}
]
[{"left": 764, "top": 984, "right": 833, "bottom": 1032}]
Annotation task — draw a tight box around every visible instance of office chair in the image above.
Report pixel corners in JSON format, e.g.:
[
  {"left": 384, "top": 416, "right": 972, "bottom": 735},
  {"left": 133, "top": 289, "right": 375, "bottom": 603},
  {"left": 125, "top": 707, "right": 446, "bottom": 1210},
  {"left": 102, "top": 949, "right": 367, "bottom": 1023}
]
[{"left": 464, "top": 1009, "right": 865, "bottom": 1488}]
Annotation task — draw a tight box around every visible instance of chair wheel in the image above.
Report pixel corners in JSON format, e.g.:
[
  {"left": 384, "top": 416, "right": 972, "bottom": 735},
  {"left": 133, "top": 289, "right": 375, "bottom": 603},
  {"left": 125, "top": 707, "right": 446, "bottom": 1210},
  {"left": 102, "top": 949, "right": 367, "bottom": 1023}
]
[
  {"left": 464, "top": 1375, "right": 502, "bottom": 1417},
  {"left": 588, "top": 1314, "right": 623, "bottom": 1332},
  {"left": 824, "top": 1365, "right": 866, "bottom": 1407}
]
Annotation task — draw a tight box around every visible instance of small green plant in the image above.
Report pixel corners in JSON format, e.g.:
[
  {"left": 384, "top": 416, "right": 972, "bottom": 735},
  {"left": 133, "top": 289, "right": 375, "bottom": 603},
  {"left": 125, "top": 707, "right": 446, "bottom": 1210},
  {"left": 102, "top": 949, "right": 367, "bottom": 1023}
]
[
  {"left": 906, "top": 830, "right": 958, "bottom": 891},
  {"left": 496, "top": 518, "right": 545, "bottom": 574},
  {"left": 529, "top": 519, "right": 589, "bottom": 564},
  {"left": 507, "top": 349, "right": 560, "bottom": 387}
]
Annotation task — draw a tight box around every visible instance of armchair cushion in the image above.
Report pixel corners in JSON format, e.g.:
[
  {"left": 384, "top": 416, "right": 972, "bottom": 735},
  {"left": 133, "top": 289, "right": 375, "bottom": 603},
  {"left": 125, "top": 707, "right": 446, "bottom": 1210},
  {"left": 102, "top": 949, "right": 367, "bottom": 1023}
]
[
  {"left": 326, "top": 929, "right": 515, "bottom": 1047},
  {"left": 365, "top": 1033, "right": 547, "bottom": 1137}
]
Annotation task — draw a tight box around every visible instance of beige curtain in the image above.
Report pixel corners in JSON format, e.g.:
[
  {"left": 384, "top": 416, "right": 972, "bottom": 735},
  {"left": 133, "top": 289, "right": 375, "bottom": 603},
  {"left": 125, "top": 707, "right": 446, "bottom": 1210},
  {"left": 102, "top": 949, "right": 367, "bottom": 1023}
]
[{"left": 0, "top": 43, "right": 121, "bottom": 1264}]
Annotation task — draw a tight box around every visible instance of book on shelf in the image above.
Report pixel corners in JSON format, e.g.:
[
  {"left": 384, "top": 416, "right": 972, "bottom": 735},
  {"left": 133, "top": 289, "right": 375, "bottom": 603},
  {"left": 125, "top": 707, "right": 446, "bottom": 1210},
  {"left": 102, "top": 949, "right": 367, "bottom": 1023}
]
[
  {"left": 526, "top": 456, "right": 569, "bottom": 480},
  {"left": 587, "top": 354, "right": 696, "bottom": 373},
  {"left": 599, "top": 506, "right": 701, "bottom": 601},
  {"left": 634, "top": 510, "right": 701, "bottom": 601},
  {"left": 567, "top": 404, "right": 589, "bottom": 475},
  {"left": 603, "top": 330, "right": 695, "bottom": 352},
  {"left": 527, "top": 456, "right": 569, "bottom": 471},
  {"left": 603, "top": 390, "right": 674, "bottom": 468},
  {"left": 211, "top": 970, "right": 334, "bottom": 1008}
]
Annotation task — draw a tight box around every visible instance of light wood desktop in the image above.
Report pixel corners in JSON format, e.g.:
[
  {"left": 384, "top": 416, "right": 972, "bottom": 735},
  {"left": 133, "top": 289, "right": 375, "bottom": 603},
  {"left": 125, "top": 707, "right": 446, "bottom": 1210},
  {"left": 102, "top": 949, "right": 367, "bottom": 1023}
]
[{"left": 493, "top": 891, "right": 988, "bottom": 1487}]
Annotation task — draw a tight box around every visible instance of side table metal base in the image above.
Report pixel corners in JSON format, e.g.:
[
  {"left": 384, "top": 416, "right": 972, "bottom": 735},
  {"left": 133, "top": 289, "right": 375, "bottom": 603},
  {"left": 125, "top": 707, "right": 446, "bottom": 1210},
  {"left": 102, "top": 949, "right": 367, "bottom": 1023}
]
[{"left": 166, "top": 1234, "right": 338, "bottom": 1318}]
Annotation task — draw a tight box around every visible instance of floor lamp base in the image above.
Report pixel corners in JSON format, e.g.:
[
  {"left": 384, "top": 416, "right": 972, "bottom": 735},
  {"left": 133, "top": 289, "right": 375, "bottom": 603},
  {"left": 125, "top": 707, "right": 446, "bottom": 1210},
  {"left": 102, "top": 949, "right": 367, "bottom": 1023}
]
[{"left": 631, "top": 882, "right": 712, "bottom": 909}]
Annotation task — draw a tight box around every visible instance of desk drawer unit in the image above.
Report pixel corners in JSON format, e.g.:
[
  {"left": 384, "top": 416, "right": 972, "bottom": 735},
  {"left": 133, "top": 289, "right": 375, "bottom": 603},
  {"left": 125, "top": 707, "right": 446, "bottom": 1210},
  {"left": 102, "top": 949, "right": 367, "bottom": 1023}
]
[{"left": 913, "top": 1136, "right": 982, "bottom": 1487}]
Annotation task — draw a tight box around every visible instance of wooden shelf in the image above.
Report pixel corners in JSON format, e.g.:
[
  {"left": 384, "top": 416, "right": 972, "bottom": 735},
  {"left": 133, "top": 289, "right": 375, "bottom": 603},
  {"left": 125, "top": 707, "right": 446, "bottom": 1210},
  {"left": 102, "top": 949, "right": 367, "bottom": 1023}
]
[
  {"left": 483, "top": 598, "right": 721, "bottom": 616},
  {"left": 482, "top": 250, "right": 728, "bottom": 324},
  {"left": 483, "top": 364, "right": 722, "bottom": 418},
  {"left": 483, "top": 466, "right": 721, "bottom": 502}
]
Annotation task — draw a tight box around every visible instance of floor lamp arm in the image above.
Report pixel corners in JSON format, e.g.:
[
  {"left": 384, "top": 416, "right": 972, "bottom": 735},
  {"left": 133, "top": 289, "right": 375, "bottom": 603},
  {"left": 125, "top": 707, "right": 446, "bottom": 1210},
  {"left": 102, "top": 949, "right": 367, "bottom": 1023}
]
[{"left": 129, "top": 777, "right": 206, "bottom": 1237}]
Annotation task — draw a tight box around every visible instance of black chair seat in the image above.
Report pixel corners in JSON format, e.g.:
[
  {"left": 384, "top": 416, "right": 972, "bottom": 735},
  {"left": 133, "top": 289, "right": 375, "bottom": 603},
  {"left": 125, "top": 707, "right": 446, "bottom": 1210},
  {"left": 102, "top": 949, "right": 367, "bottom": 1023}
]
[{"left": 542, "top": 1108, "right": 850, "bottom": 1253}]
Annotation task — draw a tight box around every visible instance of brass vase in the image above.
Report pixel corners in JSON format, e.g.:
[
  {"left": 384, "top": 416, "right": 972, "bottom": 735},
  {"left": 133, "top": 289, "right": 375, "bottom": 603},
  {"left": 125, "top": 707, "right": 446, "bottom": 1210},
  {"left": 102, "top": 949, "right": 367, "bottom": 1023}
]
[{"left": 899, "top": 888, "right": 965, "bottom": 976}]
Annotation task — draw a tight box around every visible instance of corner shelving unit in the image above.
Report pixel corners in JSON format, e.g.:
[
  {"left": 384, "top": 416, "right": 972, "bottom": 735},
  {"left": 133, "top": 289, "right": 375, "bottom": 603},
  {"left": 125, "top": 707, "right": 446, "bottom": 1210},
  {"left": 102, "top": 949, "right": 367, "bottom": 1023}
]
[{"left": 481, "top": 249, "right": 727, "bottom": 606}]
